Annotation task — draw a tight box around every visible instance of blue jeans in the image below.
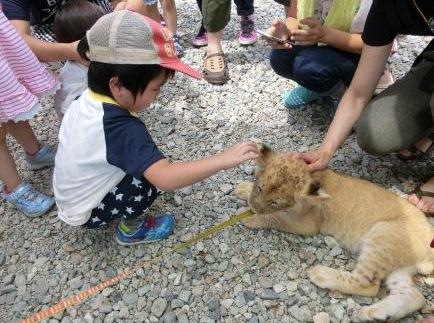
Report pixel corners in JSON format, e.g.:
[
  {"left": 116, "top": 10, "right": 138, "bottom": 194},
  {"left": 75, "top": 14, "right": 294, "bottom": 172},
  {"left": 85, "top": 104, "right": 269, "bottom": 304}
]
[{"left": 270, "top": 45, "right": 360, "bottom": 93}]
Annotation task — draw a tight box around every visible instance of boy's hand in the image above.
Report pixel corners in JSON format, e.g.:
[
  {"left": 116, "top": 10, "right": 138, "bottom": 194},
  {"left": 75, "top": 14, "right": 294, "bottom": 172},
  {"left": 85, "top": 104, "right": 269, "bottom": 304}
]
[
  {"left": 219, "top": 142, "right": 260, "bottom": 170},
  {"left": 290, "top": 17, "right": 325, "bottom": 46},
  {"left": 266, "top": 19, "right": 292, "bottom": 49}
]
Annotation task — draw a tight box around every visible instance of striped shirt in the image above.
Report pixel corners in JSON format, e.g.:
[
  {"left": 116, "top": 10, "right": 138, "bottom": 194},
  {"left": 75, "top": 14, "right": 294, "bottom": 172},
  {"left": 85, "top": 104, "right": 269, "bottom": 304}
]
[{"left": 0, "top": 10, "right": 58, "bottom": 122}]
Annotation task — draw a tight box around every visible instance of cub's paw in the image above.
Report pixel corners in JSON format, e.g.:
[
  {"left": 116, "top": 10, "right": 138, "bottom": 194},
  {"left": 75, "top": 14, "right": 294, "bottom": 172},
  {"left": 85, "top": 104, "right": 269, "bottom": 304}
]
[
  {"left": 308, "top": 265, "right": 336, "bottom": 290},
  {"left": 242, "top": 215, "right": 265, "bottom": 229},
  {"left": 234, "top": 182, "right": 254, "bottom": 201}
]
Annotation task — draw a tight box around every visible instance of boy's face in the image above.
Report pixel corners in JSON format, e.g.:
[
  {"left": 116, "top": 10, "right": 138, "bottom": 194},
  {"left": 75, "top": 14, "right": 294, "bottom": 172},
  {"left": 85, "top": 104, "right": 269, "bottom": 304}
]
[{"left": 111, "top": 71, "right": 167, "bottom": 113}]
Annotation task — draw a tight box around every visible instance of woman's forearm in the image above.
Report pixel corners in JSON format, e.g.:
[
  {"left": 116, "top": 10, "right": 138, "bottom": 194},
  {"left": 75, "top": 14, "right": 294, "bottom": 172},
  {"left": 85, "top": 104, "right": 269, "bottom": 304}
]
[{"left": 321, "top": 27, "right": 363, "bottom": 54}]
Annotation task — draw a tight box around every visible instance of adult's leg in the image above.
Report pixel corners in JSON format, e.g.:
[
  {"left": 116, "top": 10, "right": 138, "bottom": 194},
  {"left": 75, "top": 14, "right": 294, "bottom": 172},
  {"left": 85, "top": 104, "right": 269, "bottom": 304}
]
[
  {"left": 356, "top": 60, "right": 434, "bottom": 155},
  {"left": 202, "top": 0, "right": 231, "bottom": 84},
  {"left": 408, "top": 90, "right": 434, "bottom": 214},
  {"left": 270, "top": 45, "right": 360, "bottom": 93}
]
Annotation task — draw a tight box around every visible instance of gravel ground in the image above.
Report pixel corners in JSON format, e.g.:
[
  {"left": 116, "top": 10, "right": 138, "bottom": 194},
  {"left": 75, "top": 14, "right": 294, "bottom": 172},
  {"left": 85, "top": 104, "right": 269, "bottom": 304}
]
[{"left": 1, "top": 1, "right": 433, "bottom": 322}]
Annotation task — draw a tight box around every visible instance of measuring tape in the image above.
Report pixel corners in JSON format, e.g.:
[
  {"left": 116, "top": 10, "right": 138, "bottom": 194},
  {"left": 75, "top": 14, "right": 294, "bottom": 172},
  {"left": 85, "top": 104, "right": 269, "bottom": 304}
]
[{"left": 21, "top": 209, "right": 253, "bottom": 323}]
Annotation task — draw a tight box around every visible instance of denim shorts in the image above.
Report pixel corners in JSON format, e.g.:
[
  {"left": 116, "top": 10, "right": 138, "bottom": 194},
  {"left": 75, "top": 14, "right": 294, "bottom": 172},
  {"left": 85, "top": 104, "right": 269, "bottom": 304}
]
[{"left": 143, "top": 0, "right": 158, "bottom": 5}]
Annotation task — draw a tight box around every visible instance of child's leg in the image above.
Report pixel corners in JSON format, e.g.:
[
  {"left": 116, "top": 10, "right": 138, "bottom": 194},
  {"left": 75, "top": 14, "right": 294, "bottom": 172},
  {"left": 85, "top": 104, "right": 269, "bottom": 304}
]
[
  {"left": 6, "top": 121, "right": 39, "bottom": 155},
  {"left": 160, "top": 0, "right": 177, "bottom": 34},
  {"left": 144, "top": 1, "right": 160, "bottom": 22},
  {"left": 84, "top": 175, "right": 174, "bottom": 245},
  {"left": 0, "top": 123, "right": 21, "bottom": 191}
]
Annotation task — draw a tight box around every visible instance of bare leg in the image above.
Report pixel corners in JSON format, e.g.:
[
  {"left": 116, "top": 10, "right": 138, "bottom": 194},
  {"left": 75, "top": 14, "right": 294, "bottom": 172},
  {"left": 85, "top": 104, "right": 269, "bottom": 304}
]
[
  {"left": 0, "top": 124, "right": 22, "bottom": 190},
  {"left": 409, "top": 175, "right": 434, "bottom": 214},
  {"left": 206, "top": 30, "right": 223, "bottom": 55},
  {"left": 143, "top": 2, "right": 160, "bottom": 21},
  {"left": 6, "top": 121, "right": 39, "bottom": 155},
  {"left": 160, "top": 0, "right": 177, "bottom": 34}
]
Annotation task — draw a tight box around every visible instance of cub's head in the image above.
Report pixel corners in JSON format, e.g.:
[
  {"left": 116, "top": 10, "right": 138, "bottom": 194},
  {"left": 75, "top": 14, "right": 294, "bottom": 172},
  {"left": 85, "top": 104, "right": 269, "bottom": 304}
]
[{"left": 249, "top": 145, "right": 328, "bottom": 214}]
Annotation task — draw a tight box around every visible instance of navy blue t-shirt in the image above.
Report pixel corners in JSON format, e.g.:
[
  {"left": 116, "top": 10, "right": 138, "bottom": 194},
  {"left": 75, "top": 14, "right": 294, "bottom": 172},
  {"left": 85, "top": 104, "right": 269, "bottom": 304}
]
[{"left": 1, "top": 0, "right": 111, "bottom": 25}]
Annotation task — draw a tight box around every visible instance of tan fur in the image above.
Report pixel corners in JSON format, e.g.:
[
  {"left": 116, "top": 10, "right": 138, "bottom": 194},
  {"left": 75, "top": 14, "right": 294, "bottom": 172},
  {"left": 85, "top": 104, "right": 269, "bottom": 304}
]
[{"left": 235, "top": 146, "right": 434, "bottom": 321}]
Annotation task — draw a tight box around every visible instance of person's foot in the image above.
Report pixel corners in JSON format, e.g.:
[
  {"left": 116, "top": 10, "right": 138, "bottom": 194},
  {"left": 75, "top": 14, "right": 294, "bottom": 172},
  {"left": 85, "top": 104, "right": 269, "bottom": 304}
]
[
  {"left": 238, "top": 15, "right": 257, "bottom": 46},
  {"left": 1, "top": 182, "right": 55, "bottom": 217},
  {"left": 115, "top": 214, "right": 175, "bottom": 246},
  {"left": 192, "top": 29, "right": 208, "bottom": 47},
  {"left": 26, "top": 145, "right": 56, "bottom": 170},
  {"left": 399, "top": 135, "right": 434, "bottom": 160},
  {"left": 283, "top": 86, "right": 322, "bottom": 109},
  {"left": 417, "top": 316, "right": 434, "bottom": 323},
  {"left": 172, "top": 34, "right": 184, "bottom": 57},
  {"left": 409, "top": 176, "right": 434, "bottom": 215}
]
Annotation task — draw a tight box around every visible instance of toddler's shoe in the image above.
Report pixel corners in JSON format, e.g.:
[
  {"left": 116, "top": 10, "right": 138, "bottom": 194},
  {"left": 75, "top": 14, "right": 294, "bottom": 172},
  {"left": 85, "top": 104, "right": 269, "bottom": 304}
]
[
  {"left": 1, "top": 182, "right": 55, "bottom": 217},
  {"left": 115, "top": 213, "right": 175, "bottom": 246},
  {"left": 238, "top": 15, "right": 257, "bottom": 46},
  {"left": 26, "top": 145, "right": 56, "bottom": 170},
  {"left": 192, "top": 30, "right": 208, "bottom": 47},
  {"left": 172, "top": 34, "right": 184, "bottom": 57}
]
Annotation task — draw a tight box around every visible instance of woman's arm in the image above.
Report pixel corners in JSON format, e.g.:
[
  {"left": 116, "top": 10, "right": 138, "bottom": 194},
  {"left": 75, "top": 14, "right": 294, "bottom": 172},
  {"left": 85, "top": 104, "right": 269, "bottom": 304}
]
[
  {"left": 143, "top": 142, "right": 259, "bottom": 192},
  {"left": 11, "top": 20, "right": 79, "bottom": 62},
  {"left": 290, "top": 17, "right": 363, "bottom": 54},
  {"left": 302, "top": 42, "right": 393, "bottom": 170}
]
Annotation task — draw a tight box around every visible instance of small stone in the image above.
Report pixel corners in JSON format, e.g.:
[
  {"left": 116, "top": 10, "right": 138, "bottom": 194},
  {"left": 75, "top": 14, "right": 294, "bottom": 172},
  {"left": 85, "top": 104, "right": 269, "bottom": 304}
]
[
  {"left": 196, "top": 241, "right": 205, "bottom": 251},
  {"left": 313, "top": 312, "right": 330, "bottom": 323},
  {"left": 221, "top": 298, "right": 234, "bottom": 308},
  {"left": 178, "top": 290, "right": 191, "bottom": 303},
  {"left": 123, "top": 293, "right": 138, "bottom": 306},
  {"left": 0, "top": 254, "right": 5, "bottom": 266},
  {"left": 170, "top": 299, "right": 183, "bottom": 309},
  {"left": 243, "top": 290, "right": 255, "bottom": 302},
  {"left": 273, "top": 283, "right": 285, "bottom": 293},
  {"left": 204, "top": 254, "right": 215, "bottom": 264},
  {"left": 161, "top": 312, "right": 177, "bottom": 323},
  {"left": 329, "top": 245, "right": 342, "bottom": 257},
  {"left": 207, "top": 297, "right": 220, "bottom": 311},
  {"left": 289, "top": 305, "right": 312, "bottom": 322},
  {"left": 258, "top": 277, "right": 273, "bottom": 289},
  {"left": 260, "top": 288, "right": 279, "bottom": 300},
  {"left": 220, "top": 184, "right": 232, "bottom": 195},
  {"left": 257, "top": 256, "right": 269, "bottom": 269},
  {"left": 151, "top": 298, "right": 167, "bottom": 317},
  {"left": 173, "top": 195, "right": 182, "bottom": 206},
  {"left": 286, "top": 281, "right": 298, "bottom": 293},
  {"left": 63, "top": 243, "right": 75, "bottom": 252},
  {"left": 329, "top": 304, "right": 345, "bottom": 322},
  {"left": 219, "top": 243, "right": 229, "bottom": 253}
]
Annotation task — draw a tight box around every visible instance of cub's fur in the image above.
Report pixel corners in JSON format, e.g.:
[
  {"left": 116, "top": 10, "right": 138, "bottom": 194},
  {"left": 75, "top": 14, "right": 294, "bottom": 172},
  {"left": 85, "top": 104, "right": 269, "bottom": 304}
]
[{"left": 235, "top": 146, "right": 434, "bottom": 321}]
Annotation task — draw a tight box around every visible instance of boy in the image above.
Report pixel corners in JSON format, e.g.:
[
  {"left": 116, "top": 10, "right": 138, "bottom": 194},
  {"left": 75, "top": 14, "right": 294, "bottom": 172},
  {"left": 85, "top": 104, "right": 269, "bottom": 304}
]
[{"left": 53, "top": 10, "right": 259, "bottom": 246}]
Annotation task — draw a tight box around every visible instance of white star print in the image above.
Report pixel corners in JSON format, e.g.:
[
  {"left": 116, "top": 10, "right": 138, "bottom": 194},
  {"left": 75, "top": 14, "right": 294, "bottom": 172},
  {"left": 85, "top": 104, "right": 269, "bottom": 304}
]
[
  {"left": 111, "top": 208, "right": 119, "bottom": 215},
  {"left": 115, "top": 193, "right": 124, "bottom": 201},
  {"left": 97, "top": 203, "right": 105, "bottom": 210},
  {"left": 91, "top": 216, "right": 101, "bottom": 223},
  {"left": 134, "top": 195, "right": 143, "bottom": 202},
  {"left": 110, "top": 186, "right": 118, "bottom": 195},
  {"left": 148, "top": 188, "right": 153, "bottom": 197},
  {"left": 132, "top": 178, "right": 142, "bottom": 188},
  {"left": 125, "top": 207, "right": 134, "bottom": 214}
]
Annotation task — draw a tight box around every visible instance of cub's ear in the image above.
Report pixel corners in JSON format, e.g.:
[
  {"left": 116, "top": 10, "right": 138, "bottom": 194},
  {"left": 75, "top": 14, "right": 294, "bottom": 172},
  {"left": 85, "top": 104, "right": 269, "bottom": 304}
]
[
  {"left": 309, "top": 180, "right": 330, "bottom": 199},
  {"left": 257, "top": 143, "right": 274, "bottom": 167}
]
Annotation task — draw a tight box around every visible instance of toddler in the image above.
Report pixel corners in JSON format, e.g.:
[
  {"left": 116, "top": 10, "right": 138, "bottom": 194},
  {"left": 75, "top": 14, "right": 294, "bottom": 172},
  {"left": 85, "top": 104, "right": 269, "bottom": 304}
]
[
  {"left": 53, "top": 0, "right": 106, "bottom": 119},
  {"left": 53, "top": 10, "right": 259, "bottom": 246},
  {"left": 0, "top": 10, "right": 58, "bottom": 217}
]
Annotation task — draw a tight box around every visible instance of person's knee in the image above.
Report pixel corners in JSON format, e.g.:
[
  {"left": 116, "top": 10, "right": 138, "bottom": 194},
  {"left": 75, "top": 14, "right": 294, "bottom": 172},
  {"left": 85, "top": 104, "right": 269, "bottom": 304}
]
[
  {"left": 355, "top": 111, "right": 393, "bottom": 156},
  {"left": 269, "top": 49, "right": 292, "bottom": 78}
]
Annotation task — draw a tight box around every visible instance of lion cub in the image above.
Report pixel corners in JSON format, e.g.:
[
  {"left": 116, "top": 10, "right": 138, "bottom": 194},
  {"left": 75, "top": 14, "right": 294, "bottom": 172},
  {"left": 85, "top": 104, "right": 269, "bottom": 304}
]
[{"left": 235, "top": 145, "right": 434, "bottom": 321}]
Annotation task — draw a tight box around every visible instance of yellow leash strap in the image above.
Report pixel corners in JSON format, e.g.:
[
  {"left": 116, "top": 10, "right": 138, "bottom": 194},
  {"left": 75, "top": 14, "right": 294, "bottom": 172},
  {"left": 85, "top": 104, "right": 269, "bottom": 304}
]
[{"left": 21, "top": 209, "right": 254, "bottom": 323}]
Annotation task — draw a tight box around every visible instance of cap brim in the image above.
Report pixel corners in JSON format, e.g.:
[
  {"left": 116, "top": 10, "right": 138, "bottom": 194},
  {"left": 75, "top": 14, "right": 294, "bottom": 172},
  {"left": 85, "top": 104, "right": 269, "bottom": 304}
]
[{"left": 160, "top": 60, "right": 202, "bottom": 80}]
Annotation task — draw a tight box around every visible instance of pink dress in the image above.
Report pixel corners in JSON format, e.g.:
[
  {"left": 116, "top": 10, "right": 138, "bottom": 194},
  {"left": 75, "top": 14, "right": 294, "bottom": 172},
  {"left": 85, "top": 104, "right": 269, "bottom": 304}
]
[{"left": 0, "top": 10, "right": 58, "bottom": 123}]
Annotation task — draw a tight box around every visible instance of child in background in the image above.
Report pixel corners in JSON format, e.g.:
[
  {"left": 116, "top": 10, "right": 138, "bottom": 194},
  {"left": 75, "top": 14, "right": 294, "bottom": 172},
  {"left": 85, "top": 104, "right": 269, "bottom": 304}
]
[
  {"left": 53, "top": 0, "right": 106, "bottom": 119},
  {"left": 53, "top": 10, "right": 259, "bottom": 246},
  {"left": 115, "top": 0, "right": 183, "bottom": 56},
  {"left": 0, "top": 10, "right": 58, "bottom": 217}
]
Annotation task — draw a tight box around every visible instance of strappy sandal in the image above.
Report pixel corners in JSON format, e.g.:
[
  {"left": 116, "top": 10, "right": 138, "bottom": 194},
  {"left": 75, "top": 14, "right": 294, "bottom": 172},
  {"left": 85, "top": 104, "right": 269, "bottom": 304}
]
[
  {"left": 203, "top": 52, "right": 229, "bottom": 85},
  {"left": 409, "top": 186, "right": 434, "bottom": 217},
  {"left": 398, "top": 130, "right": 434, "bottom": 161}
]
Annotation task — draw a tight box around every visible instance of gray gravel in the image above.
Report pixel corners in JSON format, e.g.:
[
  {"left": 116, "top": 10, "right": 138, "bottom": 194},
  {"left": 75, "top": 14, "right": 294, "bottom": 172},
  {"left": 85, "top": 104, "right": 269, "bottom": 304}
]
[{"left": 1, "top": 1, "right": 434, "bottom": 322}]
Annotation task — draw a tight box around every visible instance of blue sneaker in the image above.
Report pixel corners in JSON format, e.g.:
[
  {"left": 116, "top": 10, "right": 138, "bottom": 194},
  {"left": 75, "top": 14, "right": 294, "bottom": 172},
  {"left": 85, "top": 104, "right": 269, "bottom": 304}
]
[
  {"left": 26, "top": 145, "right": 56, "bottom": 170},
  {"left": 1, "top": 182, "right": 55, "bottom": 217},
  {"left": 172, "top": 34, "right": 183, "bottom": 57},
  {"left": 283, "top": 86, "right": 322, "bottom": 109},
  {"left": 115, "top": 214, "right": 175, "bottom": 246}
]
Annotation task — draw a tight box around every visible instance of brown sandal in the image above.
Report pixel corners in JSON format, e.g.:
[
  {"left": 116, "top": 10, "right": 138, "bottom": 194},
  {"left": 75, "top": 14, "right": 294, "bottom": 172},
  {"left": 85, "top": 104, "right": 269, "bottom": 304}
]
[
  {"left": 203, "top": 52, "right": 229, "bottom": 85},
  {"left": 409, "top": 186, "right": 434, "bottom": 216},
  {"left": 398, "top": 131, "right": 434, "bottom": 161}
]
